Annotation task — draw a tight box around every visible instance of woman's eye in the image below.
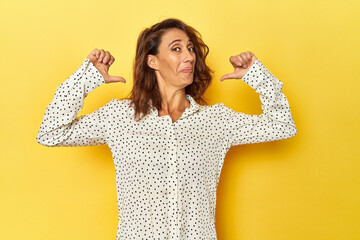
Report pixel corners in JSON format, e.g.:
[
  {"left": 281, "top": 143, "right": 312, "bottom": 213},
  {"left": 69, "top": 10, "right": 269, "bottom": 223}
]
[{"left": 172, "top": 46, "right": 195, "bottom": 52}]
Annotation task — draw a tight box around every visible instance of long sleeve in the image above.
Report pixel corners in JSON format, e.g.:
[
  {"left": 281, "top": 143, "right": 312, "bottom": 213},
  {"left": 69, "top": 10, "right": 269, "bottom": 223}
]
[
  {"left": 36, "top": 58, "right": 113, "bottom": 147},
  {"left": 223, "top": 58, "right": 297, "bottom": 147}
]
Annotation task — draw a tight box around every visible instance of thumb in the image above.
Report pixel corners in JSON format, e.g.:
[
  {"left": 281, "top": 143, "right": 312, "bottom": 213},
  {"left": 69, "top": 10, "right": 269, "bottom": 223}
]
[
  {"left": 106, "top": 75, "right": 126, "bottom": 83},
  {"left": 220, "top": 72, "right": 238, "bottom": 81}
]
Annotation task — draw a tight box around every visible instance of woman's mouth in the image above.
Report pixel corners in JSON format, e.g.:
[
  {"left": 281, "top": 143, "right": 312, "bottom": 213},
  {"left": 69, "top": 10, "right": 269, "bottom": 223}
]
[{"left": 180, "top": 67, "right": 193, "bottom": 73}]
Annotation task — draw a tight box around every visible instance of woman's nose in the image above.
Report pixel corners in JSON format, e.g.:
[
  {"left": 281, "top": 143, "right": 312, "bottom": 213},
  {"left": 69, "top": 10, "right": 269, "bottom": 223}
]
[{"left": 183, "top": 49, "right": 195, "bottom": 62}]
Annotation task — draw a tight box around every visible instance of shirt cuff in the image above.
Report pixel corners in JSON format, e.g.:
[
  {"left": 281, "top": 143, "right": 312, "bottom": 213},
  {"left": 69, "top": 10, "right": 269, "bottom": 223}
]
[
  {"left": 83, "top": 58, "right": 106, "bottom": 95},
  {"left": 242, "top": 58, "right": 280, "bottom": 91}
]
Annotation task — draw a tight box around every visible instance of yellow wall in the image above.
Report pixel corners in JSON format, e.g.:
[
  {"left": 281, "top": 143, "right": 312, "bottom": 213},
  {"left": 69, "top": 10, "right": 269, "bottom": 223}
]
[{"left": 1, "top": 0, "right": 359, "bottom": 239}]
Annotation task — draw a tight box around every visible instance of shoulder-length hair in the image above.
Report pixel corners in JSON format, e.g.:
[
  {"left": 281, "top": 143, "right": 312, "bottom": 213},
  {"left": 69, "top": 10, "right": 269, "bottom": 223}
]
[{"left": 124, "top": 18, "right": 214, "bottom": 122}]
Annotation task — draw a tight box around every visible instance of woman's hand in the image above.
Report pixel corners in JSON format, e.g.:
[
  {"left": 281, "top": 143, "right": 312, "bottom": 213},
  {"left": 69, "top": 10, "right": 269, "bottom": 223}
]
[
  {"left": 220, "top": 51, "right": 258, "bottom": 81},
  {"left": 87, "top": 49, "right": 126, "bottom": 83}
]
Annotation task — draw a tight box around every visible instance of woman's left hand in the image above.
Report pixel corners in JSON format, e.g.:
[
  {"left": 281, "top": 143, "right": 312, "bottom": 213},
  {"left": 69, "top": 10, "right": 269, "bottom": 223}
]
[{"left": 220, "top": 51, "right": 258, "bottom": 81}]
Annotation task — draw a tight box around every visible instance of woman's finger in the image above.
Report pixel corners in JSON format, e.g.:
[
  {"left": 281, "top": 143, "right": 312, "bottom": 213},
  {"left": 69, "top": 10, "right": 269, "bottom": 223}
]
[
  {"left": 243, "top": 53, "right": 252, "bottom": 67},
  {"left": 103, "top": 51, "right": 111, "bottom": 64},
  {"left": 240, "top": 52, "right": 251, "bottom": 66},
  {"left": 87, "top": 52, "right": 96, "bottom": 62},
  {"left": 98, "top": 49, "right": 106, "bottom": 63},
  {"left": 108, "top": 56, "right": 115, "bottom": 66},
  {"left": 93, "top": 49, "right": 100, "bottom": 58},
  {"left": 235, "top": 55, "right": 246, "bottom": 68},
  {"left": 230, "top": 56, "right": 241, "bottom": 68},
  {"left": 98, "top": 49, "right": 104, "bottom": 62},
  {"left": 245, "top": 51, "right": 252, "bottom": 63},
  {"left": 106, "top": 75, "right": 126, "bottom": 83}
]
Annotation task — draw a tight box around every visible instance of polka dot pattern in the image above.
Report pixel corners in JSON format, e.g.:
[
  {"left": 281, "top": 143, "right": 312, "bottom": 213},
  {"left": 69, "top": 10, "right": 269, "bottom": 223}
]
[{"left": 36, "top": 58, "right": 297, "bottom": 239}]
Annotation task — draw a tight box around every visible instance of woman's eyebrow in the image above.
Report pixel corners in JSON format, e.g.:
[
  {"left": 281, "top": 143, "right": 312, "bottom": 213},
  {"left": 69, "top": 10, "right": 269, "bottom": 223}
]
[{"left": 168, "top": 39, "right": 193, "bottom": 47}]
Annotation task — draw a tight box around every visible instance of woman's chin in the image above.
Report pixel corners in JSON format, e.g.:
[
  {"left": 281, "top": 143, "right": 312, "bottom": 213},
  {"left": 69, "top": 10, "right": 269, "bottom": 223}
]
[
  {"left": 183, "top": 78, "right": 193, "bottom": 86},
  {"left": 177, "top": 76, "right": 194, "bottom": 87}
]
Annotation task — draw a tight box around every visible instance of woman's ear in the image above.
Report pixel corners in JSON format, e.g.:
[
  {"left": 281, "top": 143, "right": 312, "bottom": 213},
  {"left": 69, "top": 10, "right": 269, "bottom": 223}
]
[{"left": 147, "top": 55, "right": 159, "bottom": 70}]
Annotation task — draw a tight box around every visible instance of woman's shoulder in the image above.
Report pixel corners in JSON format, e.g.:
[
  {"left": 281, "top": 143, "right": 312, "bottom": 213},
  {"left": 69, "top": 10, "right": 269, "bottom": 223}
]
[
  {"left": 201, "top": 102, "right": 227, "bottom": 110},
  {"left": 198, "top": 102, "right": 230, "bottom": 116},
  {"left": 101, "top": 98, "right": 135, "bottom": 120},
  {"left": 104, "top": 98, "right": 132, "bottom": 111},
  {"left": 109, "top": 98, "right": 131, "bottom": 104},
  {"left": 200, "top": 102, "right": 241, "bottom": 119}
]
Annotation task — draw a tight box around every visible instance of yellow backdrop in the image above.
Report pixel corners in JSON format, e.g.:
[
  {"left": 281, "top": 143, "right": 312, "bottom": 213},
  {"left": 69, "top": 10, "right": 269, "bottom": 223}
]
[{"left": 1, "top": 0, "right": 359, "bottom": 239}]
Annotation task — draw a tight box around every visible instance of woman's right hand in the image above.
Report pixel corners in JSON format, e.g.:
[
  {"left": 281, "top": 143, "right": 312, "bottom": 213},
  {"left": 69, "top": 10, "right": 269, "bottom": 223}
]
[{"left": 87, "top": 49, "right": 126, "bottom": 83}]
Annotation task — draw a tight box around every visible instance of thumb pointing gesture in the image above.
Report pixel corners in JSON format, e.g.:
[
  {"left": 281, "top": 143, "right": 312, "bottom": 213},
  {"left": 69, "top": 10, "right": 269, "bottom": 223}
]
[
  {"left": 220, "top": 51, "right": 258, "bottom": 81},
  {"left": 87, "top": 49, "right": 126, "bottom": 84}
]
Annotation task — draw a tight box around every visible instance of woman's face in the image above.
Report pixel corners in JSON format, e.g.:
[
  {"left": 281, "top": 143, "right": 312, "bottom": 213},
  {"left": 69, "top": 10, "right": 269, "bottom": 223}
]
[{"left": 148, "top": 28, "right": 196, "bottom": 89}]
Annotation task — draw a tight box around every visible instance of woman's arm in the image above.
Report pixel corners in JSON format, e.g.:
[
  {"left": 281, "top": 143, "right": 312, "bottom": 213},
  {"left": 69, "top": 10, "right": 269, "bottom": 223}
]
[
  {"left": 222, "top": 57, "right": 297, "bottom": 147},
  {"left": 36, "top": 49, "right": 125, "bottom": 147},
  {"left": 36, "top": 58, "right": 113, "bottom": 147}
]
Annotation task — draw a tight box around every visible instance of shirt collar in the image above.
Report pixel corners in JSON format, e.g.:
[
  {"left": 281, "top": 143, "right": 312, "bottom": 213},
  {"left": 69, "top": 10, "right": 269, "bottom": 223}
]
[{"left": 127, "top": 94, "right": 200, "bottom": 120}]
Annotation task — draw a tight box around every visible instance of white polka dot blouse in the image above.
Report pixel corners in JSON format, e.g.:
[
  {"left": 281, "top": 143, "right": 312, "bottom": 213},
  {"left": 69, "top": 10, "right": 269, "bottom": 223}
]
[{"left": 36, "top": 58, "right": 297, "bottom": 240}]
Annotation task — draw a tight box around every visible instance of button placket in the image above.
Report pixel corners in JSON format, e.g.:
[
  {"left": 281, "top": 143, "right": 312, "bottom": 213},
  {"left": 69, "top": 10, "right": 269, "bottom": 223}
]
[{"left": 167, "top": 119, "right": 179, "bottom": 239}]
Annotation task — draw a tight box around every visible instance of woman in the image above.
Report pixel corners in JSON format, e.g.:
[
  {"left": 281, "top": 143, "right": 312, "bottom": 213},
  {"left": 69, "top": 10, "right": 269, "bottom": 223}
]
[{"left": 36, "top": 18, "right": 297, "bottom": 240}]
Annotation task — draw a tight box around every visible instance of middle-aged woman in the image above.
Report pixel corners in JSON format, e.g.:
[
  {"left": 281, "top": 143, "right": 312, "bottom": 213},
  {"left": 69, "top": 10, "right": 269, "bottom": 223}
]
[{"left": 36, "top": 18, "right": 297, "bottom": 240}]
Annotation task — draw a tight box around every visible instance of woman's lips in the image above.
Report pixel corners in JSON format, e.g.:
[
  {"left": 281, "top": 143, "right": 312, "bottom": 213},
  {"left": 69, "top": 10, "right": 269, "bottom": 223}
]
[{"left": 180, "top": 68, "right": 193, "bottom": 73}]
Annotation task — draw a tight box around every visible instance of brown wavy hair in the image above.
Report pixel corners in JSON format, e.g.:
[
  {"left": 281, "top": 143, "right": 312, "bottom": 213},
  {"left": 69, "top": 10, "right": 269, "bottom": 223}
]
[{"left": 124, "top": 18, "right": 214, "bottom": 122}]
